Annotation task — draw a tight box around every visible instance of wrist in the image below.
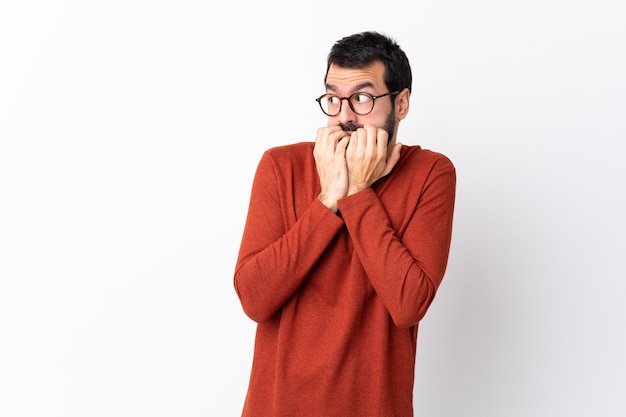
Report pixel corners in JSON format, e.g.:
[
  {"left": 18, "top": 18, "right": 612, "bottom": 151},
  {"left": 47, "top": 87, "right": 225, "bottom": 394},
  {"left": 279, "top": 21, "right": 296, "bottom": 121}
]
[
  {"left": 347, "top": 184, "right": 368, "bottom": 196},
  {"left": 317, "top": 193, "right": 339, "bottom": 213}
]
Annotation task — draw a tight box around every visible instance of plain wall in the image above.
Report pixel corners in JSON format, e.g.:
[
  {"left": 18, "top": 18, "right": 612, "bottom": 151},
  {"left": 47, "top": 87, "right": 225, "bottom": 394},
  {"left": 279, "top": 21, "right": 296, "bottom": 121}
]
[{"left": 1, "top": 1, "right": 624, "bottom": 416}]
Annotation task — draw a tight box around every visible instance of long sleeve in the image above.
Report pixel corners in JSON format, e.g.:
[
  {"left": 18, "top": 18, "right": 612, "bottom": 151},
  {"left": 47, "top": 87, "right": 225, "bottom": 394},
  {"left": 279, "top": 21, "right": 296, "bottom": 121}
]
[
  {"left": 236, "top": 144, "right": 456, "bottom": 417},
  {"left": 337, "top": 150, "right": 456, "bottom": 327},
  {"left": 234, "top": 148, "right": 345, "bottom": 323}
]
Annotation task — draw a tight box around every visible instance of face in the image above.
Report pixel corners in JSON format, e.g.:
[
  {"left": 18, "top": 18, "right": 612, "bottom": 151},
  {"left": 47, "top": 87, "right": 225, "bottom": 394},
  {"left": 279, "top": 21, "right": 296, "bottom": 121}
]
[{"left": 324, "top": 60, "right": 401, "bottom": 143}]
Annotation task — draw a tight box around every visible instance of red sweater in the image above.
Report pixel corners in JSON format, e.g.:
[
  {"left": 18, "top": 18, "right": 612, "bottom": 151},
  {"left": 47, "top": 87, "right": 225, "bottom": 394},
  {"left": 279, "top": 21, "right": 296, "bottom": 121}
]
[{"left": 234, "top": 142, "right": 456, "bottom": 417}]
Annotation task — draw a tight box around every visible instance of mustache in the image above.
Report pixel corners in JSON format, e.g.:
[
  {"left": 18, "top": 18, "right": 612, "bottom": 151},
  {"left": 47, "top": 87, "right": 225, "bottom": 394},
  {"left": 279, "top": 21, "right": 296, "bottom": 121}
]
[{"left": 339, "top": 123, "right": 361, "bottom": 132}]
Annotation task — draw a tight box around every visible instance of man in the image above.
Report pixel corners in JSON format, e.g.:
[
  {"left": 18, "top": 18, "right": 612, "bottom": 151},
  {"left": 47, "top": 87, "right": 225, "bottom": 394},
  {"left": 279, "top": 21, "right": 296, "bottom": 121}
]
[{"left": 234, "top": 31, "right": 456, "bottom": 417}]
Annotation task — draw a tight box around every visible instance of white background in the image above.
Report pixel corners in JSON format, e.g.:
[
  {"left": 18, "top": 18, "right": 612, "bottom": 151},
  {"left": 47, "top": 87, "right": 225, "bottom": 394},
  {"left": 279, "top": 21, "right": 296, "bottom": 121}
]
[{"left": 1, "top": 1, "right": 624, "bottom": 416}]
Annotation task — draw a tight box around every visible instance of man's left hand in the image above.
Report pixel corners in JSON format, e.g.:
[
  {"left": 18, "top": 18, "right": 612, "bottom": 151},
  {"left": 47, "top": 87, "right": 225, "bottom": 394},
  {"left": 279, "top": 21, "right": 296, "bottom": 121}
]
[{"left": 345, "top": 125, "right": 402, "bottom": 195}]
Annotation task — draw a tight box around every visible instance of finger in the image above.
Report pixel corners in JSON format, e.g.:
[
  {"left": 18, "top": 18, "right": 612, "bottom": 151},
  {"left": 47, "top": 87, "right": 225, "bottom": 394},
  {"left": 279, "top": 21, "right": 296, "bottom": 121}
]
[
  {"left": 376, "top": 128, "right": 389, "bottom": 155},
  {"left": 315, "top": 126, "right": 342, "bottom": 142},
  {"left": 364, "top": 125, "right": 378, "bottom": 156},
  {"left": 346, "top": 130, "right": 357, "bottom": 157},
  {"left": 314, "top": 127, "right": 324, "bottom": 144},
  {"left": 315, "top": 127, "right": 342, "bottom": 157},
  {"left": 336, "top": 135, "right": 350, "bottom": 155},
  {"left": 314, "top": 127, "right": 325, "bottom": 158},
  {"left": 314, "top": 127, "right": 332, "bottom": 159},
  {"left": 330, "top": 129, "right": 349, "bottom": 145},
  {"left": 354, "top": 127, "right": 367, "bottom": 155}
]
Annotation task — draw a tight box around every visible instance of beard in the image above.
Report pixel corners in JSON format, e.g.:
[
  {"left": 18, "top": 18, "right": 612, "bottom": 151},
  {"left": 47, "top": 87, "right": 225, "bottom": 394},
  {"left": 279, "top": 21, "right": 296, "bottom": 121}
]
[{"left": 338, "top": 109, "right": 397, "bottom": 143}]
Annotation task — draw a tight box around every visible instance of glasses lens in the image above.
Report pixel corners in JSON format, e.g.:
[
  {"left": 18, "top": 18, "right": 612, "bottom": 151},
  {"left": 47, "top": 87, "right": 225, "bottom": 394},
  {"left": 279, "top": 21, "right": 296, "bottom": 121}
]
[
  {"left": 349, "top": 93, "right": 374, "bottom": 115},
  {"left": 319, "top": 95, "right": 340, "bottom": 116}
]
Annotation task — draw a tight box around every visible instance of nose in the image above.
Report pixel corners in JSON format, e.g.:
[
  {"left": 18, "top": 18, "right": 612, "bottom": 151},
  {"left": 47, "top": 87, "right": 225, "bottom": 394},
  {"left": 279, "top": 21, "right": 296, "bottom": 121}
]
[{"left": 336, "top": 98, "right": 357, "bottom": 125}]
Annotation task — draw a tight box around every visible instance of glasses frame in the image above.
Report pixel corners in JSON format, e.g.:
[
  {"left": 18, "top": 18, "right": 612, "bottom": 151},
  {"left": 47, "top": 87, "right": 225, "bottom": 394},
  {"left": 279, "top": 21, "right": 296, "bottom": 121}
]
[{"left": 316, "top": 91, "right": 400, "bottom": 116}]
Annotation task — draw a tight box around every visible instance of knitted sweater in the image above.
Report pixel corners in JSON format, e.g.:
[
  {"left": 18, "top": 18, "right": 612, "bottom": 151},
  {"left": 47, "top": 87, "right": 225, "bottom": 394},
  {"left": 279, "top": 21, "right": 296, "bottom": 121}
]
[{"left": 234, "top": 141, "right": 456, "bottom": 417}]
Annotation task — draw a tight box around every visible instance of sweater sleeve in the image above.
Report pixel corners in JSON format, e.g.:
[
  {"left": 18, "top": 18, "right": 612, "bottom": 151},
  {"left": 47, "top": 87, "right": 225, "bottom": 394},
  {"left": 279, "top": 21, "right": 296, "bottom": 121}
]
[
  {"left": 234, "top": 150, "right": 345, "bottom": 323},
  {"left": 337, "top": 155, "right": 456, "bottom": 328}
]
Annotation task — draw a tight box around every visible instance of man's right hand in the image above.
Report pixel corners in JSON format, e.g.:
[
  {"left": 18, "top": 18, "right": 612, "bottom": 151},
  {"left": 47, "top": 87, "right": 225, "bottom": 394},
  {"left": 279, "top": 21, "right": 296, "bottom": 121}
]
[{"left": 313, "top": 126, "right": 350, "bottom": 213}]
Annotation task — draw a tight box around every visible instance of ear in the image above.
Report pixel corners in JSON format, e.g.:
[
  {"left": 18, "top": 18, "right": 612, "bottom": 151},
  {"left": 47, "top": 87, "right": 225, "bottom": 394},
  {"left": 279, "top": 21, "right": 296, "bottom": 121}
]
[{"left": 395, "top": 88, "right": 410, "bottom": 121}]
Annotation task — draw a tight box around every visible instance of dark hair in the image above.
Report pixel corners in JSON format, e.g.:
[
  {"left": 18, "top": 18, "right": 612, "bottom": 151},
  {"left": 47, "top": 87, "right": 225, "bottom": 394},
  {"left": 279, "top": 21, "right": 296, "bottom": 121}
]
[{"left": 325, "top": 31, "right": 412, "bottom": 94}]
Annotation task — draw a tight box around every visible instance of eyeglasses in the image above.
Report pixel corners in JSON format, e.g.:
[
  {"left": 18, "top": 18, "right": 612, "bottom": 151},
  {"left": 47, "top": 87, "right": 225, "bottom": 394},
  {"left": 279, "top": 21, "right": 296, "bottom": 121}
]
[{"left": 316, "top": 91, "right": 400, "bottom": 116}]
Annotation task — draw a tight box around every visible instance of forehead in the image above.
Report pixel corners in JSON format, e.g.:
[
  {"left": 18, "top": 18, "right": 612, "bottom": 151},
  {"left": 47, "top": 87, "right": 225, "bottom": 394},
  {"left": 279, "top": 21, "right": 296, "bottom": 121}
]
[{"left": 325, "top": 60, "right": 386, "bottom": 93}]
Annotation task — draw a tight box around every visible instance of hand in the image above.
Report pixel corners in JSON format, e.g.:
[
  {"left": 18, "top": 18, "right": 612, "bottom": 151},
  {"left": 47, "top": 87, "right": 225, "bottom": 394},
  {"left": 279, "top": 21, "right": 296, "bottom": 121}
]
[
  {"left": 313, "top": 126, "right": 351, "bottom": 212},
  {"left": 345, "top": 125, "right": 402, "bottom": 195}
]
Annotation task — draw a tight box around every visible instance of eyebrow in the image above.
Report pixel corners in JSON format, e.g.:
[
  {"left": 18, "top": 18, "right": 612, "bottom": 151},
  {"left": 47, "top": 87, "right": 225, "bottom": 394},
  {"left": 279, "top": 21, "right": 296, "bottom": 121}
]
[{"left": 326, "top": 81, "right": 376, "bottom": 93}]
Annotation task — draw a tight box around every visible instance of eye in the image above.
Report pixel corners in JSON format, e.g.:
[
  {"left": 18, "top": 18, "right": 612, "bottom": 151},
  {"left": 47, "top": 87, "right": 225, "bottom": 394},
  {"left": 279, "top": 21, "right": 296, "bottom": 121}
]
[
  {"left": 327, "top": 95, "right": 341, "bottom": 105},
  {"left": 353, "top": 93, "right": 373, "bottom": 104}
]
